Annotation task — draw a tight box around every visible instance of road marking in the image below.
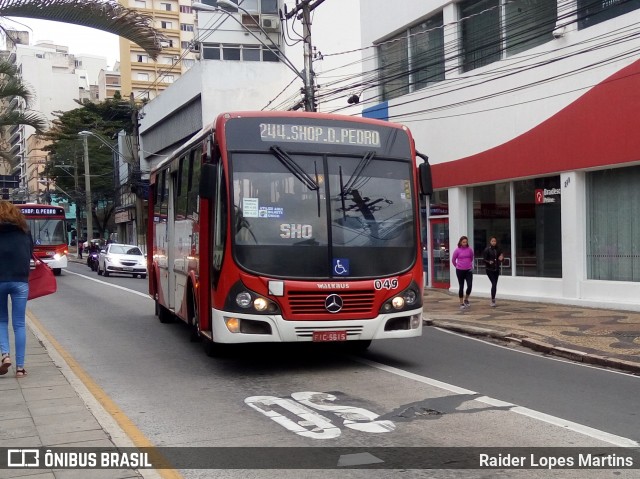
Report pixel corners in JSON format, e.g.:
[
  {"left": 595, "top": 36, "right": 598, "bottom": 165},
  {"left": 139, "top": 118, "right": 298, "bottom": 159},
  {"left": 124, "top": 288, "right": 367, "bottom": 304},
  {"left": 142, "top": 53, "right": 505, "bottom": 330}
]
[
  {"left": 354, "top": 356, "right": 640, "bottom": 448},
  {"left": 27, "top": 311, "right": 182, "bottom": 479},
  {"left": 64, "top": 269, "right": 152, "bottom": 300}
]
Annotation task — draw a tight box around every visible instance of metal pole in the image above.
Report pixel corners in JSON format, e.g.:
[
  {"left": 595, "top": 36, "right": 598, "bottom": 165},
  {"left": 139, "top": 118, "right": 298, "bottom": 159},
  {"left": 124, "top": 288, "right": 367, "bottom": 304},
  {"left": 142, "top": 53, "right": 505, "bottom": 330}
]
[
  {"left": 131, "top": 93, "right": 145, "bottom": 250},
  {"left": 73, "top": 156, "right": 81, "bottom": 257},
  {"left": 301, "top": 4, "right": 315, "bottom": 112},
  {"left": 82, "top": 135, "right": 93, "bottom": 242}
]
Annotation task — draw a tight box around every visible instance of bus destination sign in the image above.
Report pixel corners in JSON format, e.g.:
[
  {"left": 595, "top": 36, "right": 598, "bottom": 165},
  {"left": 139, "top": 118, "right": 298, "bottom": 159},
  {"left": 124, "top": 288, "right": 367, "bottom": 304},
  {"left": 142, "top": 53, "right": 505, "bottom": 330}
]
[
  {"left": 20, "top": 207, "right": 60, "bottom": 216},
  {"left": 260, "top": 123, "right": 381, "bottom": 147}
]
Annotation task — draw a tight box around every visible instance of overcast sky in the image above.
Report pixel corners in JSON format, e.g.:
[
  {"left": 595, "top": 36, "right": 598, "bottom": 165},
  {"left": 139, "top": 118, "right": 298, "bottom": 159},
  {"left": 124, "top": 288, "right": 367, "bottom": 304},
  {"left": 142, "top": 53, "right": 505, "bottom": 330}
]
[{"left": 4, "top": 17, "right": 120, "bottom": 67}]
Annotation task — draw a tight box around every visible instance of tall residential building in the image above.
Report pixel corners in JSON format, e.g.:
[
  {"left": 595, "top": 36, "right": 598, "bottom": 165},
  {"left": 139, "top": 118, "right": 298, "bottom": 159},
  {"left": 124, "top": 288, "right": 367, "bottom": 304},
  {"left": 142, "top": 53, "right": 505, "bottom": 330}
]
[
  {"left": 119, "top": 0, "right": 197, "bottom": 101},
  {"left": 4, "top": 32, "right": 107, "bottom": 202}
]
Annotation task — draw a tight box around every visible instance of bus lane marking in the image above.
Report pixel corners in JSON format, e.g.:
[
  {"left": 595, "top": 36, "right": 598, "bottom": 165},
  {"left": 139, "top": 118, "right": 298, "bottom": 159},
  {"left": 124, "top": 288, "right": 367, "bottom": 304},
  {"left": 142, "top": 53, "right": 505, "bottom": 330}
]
[{"left": 245, "top": 391, "right": 395, "bottom": 439}]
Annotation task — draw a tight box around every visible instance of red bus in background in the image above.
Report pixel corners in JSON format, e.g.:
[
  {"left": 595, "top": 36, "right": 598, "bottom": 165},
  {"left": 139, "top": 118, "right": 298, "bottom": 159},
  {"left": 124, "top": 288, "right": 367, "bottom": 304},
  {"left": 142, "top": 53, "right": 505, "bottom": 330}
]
[
  {"left": 16, "top": 204, "right": 68, "bottom": 276},
  {"left": 148, "top": 111, "right": 432, "bottom": 356}
]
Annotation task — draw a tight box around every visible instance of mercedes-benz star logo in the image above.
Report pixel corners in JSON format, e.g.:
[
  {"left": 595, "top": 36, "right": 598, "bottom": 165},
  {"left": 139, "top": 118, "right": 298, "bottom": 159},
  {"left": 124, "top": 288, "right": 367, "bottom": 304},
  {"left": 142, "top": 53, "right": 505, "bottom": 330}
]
[{"left": 325, "top": 294, "right": 343, "bottom": 313}]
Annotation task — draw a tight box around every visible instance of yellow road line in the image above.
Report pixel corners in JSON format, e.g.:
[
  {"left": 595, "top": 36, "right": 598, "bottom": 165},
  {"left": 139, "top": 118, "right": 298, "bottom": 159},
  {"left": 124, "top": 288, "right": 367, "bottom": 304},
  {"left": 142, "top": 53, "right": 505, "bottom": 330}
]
[{"left": 27, "top": 311, "right": 183, "bottom": 479}]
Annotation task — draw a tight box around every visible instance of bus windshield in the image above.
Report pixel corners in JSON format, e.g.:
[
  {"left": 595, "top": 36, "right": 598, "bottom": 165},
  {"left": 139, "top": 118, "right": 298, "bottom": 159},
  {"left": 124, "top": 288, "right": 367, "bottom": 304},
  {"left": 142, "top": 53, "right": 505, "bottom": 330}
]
[
  {"left": 27, "top": 219, "right": 66, "bottom": 246},
  {"left": 232, "top": 150, "right": 416, "bottom": 278}
]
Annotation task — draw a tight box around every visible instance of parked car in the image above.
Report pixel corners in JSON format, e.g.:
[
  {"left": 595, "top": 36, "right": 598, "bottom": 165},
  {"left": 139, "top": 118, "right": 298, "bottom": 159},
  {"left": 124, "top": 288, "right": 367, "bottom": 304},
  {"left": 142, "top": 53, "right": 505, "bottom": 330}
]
[{"left": 97, "top": 243, "right": 147, "bottom": 279}]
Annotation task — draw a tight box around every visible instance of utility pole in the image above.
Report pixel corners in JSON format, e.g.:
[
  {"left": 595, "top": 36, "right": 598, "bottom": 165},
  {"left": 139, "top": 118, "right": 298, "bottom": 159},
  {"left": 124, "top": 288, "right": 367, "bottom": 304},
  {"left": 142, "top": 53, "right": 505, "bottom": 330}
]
[
  {"left": 82, "top": 135, "right": 93, "bottom": 242},
  {"left": 130, "top": 92, "right": 145, "bottom": 251},
  {"left": 285, "top": 0, "right": 325, "bottom": 112},
  {"left": 73, "top": 156, "right": 80, "bottom": 255}
]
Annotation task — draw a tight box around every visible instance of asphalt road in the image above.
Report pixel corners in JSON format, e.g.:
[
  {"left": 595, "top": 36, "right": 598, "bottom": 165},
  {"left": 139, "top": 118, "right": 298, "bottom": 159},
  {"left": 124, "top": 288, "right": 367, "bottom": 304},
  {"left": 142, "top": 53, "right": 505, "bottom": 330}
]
[{"left": 23, "top": 263, "right": 640, "bottom": 478}]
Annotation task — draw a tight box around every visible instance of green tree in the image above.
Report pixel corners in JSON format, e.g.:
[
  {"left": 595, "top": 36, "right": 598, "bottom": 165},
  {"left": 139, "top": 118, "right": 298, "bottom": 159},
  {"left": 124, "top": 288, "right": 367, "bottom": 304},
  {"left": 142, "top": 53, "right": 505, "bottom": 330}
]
[{"left": 42, "top": 98, "right": 134, "bottom": 238}]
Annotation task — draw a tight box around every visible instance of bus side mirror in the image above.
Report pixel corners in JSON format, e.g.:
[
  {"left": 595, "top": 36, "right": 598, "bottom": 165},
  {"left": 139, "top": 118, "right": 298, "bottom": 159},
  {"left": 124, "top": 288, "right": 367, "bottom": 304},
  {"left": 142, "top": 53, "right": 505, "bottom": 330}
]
[
  {"left": 418, "top": 162, "right": 433, "bottom": 197},
  {"left": 199, "top": 163, "right": 216, "bottom": 200}
]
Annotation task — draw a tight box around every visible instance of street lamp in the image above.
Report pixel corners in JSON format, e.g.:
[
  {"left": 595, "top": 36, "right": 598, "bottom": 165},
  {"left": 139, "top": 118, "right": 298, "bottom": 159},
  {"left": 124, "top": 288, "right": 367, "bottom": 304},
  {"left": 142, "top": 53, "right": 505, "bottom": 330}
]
[
  {"left": 191, "top": 2, "right": 307, "bottom": 93},
  {"left": 78, "top": 131, "right": 94, "bottom": 243},
  {"left": 78, "top": 130, "right": 132, "bottom": 162}
]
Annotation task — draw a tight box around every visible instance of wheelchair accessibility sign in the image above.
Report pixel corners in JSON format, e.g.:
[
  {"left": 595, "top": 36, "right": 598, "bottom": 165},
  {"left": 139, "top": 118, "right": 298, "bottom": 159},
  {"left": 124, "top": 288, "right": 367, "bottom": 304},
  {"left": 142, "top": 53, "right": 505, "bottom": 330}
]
[{"left": 333, "top": 258, "right": 349, "bottom": 276}]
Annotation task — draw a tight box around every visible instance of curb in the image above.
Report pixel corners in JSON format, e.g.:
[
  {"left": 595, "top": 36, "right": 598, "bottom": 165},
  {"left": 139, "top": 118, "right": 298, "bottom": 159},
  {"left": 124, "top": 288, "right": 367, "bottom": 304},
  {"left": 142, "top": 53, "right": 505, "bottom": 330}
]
[{"left": 424, "top": 319, "right": 640, "bottom": 375}]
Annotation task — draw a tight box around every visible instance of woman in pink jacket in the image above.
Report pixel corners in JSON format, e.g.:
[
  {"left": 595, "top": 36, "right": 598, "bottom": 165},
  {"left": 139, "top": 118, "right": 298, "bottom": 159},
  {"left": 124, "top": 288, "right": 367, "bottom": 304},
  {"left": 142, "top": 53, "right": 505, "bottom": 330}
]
[{"left": 452, "top": 236, "right": 474, "bottom": 310}]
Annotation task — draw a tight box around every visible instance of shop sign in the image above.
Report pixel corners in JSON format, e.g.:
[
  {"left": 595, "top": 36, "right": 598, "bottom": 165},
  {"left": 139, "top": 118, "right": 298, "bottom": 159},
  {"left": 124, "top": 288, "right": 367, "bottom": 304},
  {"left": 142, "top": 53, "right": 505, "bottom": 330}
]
[
  {"left": 535, "top": 188, "right": 561, "bottom": 204},
  {"left": 115, "top": 210, "right": 130, "bottom": 223}
]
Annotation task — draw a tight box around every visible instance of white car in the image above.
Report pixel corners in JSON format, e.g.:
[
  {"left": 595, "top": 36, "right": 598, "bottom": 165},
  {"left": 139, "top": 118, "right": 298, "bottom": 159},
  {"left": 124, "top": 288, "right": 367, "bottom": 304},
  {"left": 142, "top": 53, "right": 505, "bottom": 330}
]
[{"left": 97, "top": 243, "right": 147, "bottom": 279}]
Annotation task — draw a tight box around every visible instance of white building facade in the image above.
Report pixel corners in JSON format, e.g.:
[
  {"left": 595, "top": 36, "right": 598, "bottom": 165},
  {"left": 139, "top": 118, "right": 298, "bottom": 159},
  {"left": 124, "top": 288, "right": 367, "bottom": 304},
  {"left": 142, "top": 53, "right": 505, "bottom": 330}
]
[
  {"left": 360, "top": 0, "right": 640, "bottom": 310},
  {"left": 6, "top": 36, "right": 107, "bottom": 200}
]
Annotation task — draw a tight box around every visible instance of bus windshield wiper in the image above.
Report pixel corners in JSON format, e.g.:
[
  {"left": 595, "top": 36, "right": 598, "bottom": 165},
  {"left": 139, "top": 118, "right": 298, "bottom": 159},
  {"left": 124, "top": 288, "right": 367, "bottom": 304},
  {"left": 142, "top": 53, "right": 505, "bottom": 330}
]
[
  {"left": 341, "top": 151, "right": 375, "bottom": 196},
  {"left": 270, "top": 146, "right": 319, "bottom": 191}
]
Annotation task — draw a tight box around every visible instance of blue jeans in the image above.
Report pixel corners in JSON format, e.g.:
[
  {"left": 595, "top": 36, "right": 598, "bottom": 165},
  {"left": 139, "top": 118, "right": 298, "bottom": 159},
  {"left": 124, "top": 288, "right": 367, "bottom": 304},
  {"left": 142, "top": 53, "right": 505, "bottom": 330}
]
[{"left": 0, "top": 282, "right": 29, "bottom": 368}]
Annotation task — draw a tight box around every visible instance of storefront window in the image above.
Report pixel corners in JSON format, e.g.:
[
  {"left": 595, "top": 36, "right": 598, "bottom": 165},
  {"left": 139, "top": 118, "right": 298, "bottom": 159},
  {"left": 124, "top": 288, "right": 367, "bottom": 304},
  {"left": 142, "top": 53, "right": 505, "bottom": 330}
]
[
  {"left": 513, "top": 176, "right": 562, "bottom": 278},
  {"left": 471, "top": 183, "right": 511, "bottom": 272},
  {"left": 587, "top": 166, "right": 640, "bottom": 281},
  {"left": 429, "top": 190, "right": 448, "bottom": 216}
]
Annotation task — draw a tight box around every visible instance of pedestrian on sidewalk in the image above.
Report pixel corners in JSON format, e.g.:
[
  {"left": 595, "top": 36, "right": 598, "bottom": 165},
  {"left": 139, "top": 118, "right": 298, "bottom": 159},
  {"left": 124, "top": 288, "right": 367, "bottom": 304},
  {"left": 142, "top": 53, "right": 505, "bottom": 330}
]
[
  {"left": 78, "top": 239, "right": 83, "bottom": 259},
  {"left": 452, "top": 235, "right": 474, "bottom": 310},
  {"left": 0, "top": 200, "right": 33, "bottom": 378},
  {"left": 483, "top": 236, "right": 504, "bottom": 307}
]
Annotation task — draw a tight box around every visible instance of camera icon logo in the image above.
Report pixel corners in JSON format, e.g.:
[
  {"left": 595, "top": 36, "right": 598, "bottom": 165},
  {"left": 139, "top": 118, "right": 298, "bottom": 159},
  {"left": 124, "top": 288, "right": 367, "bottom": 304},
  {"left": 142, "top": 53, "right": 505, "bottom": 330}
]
[{"left": 7, "top": 449, "right": 40, "bottom": 467}]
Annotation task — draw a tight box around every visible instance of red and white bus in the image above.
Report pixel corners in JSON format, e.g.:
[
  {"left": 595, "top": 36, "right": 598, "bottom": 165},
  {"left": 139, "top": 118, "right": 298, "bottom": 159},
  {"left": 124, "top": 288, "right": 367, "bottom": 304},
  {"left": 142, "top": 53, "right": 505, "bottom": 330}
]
[
  {"left": 16, "top": 203, "right": 68, "bottom": 276},
  {"left": 148, "top": 111, "right": 432, "bottom": 355}
]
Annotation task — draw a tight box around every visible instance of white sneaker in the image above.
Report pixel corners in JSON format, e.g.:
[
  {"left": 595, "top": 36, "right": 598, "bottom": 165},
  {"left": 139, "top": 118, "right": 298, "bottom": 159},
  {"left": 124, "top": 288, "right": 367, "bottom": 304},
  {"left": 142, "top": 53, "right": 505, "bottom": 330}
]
[
  {"left": 490, "top": 301, "right": 496, "bottom": 307},
  {"left": 460, "top": 304, "right": 466, "bottom": 311}
]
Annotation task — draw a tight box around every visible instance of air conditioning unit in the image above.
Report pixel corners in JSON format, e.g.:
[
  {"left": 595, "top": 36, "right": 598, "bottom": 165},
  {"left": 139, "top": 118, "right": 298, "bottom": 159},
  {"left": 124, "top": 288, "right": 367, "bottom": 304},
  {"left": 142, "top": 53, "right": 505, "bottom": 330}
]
[{"left": 260, "top": 15, "right": 280, "bottom": 32}]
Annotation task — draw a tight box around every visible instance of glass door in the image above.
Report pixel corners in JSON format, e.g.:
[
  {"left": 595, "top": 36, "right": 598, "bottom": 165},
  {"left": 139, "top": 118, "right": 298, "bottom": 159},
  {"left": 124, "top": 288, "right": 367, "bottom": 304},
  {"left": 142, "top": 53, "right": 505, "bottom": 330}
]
[{"left": 430, "top": 218, "right": 450, "bottom": 288}]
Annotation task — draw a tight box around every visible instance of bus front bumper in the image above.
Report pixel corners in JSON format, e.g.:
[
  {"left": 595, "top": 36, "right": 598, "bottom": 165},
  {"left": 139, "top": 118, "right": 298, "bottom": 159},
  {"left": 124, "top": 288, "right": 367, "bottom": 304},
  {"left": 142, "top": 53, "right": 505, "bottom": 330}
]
[
  {"left": 209, "top": 307, "right": 423, "bottom": 344},
  {"left": 42, "top": 255, "right": 68, "bottom": 270}
]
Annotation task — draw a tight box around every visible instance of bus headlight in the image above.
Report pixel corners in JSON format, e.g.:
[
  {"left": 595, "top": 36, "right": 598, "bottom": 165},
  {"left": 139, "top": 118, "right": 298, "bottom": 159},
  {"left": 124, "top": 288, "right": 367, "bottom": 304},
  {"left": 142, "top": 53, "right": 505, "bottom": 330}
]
[
  {"left": 379, "top": 282, "right": 422, "bottom": 314},
  {"left": 253, "top": 297, "right": 268, "bottom": 312},
  {"left": 227, "top": 282, "right": 281, "bottom": 315},
  {"left": 236, "top": 292, "right": 252, "bottom": 308},
  {"left": 403, "top": 289, "right": 417, "bottom": 305},
  {"left": 391, "top": 296, "right": 405, "bottom": 309}
]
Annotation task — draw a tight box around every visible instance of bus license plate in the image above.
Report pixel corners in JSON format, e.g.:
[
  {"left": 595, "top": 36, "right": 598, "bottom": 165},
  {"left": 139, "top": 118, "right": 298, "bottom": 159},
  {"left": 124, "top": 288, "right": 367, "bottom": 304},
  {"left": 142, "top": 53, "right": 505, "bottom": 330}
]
[{"left": 312, "top": 331, "right": 347, "bottom": 342}]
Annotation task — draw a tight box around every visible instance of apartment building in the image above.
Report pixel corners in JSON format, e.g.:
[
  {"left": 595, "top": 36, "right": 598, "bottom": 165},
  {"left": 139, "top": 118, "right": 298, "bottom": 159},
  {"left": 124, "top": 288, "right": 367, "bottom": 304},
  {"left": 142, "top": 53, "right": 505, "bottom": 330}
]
[
  {"left": 360, "top": 0, "right": 640, "bottom": 310},
  {"left": 119, "top": 0, "right": 197, "bottom": 101},
  {"left": 4, "top": 33, "right": 107, "bottom": 201}
]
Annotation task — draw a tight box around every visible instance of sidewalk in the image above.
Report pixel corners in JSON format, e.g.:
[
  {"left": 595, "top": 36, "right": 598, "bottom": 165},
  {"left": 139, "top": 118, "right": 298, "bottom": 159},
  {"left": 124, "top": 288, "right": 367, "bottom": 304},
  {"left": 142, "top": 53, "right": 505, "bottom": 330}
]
[
  {"left": 0, "top": 322, "right": 157, "bottom": 478},
  {"left": 422, "top": 288, "right": 640, "bottom": 374}
]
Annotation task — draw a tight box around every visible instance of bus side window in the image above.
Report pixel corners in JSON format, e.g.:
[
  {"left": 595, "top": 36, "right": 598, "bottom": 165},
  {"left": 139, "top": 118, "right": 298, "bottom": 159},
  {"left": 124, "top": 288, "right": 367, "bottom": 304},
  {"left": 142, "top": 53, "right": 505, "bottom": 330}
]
[{"left": 189, "top": 149, "right": 202, "bottom": 216}]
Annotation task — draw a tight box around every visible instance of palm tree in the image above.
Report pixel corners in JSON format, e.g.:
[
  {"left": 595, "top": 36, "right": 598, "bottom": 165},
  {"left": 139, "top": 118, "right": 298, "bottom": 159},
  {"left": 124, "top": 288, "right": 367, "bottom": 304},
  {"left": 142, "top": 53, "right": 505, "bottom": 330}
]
[{"left": 0, "top": 0, "right": 164, "bottom": 60}]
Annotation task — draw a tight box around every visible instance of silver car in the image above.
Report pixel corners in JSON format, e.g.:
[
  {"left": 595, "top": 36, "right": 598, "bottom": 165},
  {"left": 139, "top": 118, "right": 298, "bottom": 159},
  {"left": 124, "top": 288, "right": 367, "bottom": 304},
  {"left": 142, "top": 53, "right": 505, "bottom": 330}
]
[{"left": 97, "top": 244, "right": 147, "bottom": 279}]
